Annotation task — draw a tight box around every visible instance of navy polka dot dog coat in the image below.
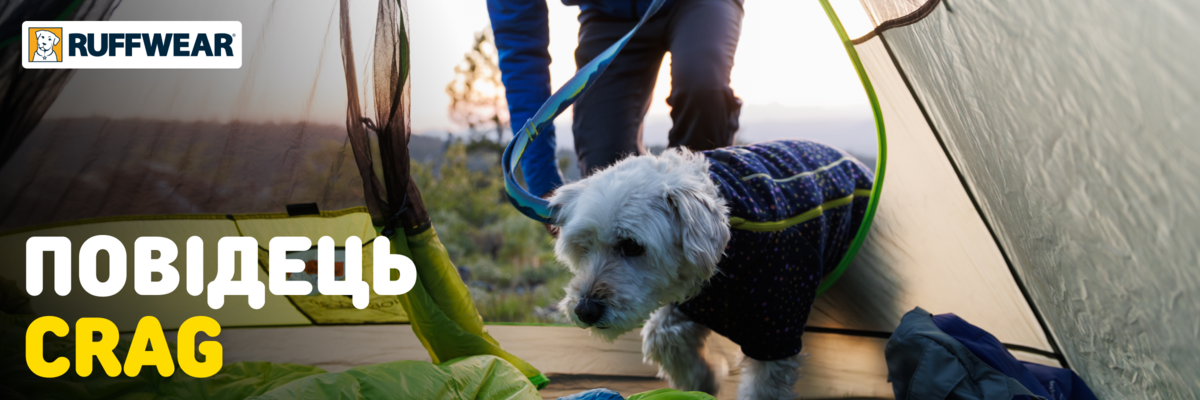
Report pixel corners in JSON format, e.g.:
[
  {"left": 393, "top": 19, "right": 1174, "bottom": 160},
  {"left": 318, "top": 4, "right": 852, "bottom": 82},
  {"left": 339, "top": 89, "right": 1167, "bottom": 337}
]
[{"left": 677, "top": 140, "right": 874, "bottom": 361}]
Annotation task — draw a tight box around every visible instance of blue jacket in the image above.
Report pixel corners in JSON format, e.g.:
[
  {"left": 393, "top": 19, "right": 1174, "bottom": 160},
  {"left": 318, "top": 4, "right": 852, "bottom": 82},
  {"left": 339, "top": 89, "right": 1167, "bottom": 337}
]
[
  {"left": 486, "top": 0, "right": 675, "bottom": 197},
  {"left": 888, "top": 308, "right": 1097, "bottom": 400}
]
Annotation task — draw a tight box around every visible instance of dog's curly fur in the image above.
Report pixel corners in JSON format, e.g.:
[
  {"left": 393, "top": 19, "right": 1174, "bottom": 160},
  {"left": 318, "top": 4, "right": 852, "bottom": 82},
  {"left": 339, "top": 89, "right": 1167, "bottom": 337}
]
[
  {"left": 642, "top": 306, "right": 725, "bottom": 394},
  {"left": 551, "top": 148, "right": 727, "bottom": 341},
  {"left": 550, "top": 148, "right": 804, "bottom": 399}
]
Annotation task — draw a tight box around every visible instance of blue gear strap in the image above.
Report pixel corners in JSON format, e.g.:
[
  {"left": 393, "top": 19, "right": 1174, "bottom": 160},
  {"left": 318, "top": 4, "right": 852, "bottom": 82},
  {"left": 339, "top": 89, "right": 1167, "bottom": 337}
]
[{"left": 503, "top": 0, "right": 667, "bottom": 224}]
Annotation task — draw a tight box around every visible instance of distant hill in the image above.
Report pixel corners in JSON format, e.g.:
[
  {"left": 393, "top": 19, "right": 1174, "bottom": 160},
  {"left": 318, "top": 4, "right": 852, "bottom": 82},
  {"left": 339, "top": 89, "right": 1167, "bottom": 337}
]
[
  {"left": 412, "top": 130, "right": 876, "bottom": 186},
  {"left": 413, "top": 103, "right": 881, "bottom": 182},
  {"left": 645, "top": 103, "right": 878, "bottom": 157},
  {"left": 410, "top": 133, "right": 449, "bottom": 165},
  {"left": 498, "top": 103, "right": 880, "bottom": 160}
]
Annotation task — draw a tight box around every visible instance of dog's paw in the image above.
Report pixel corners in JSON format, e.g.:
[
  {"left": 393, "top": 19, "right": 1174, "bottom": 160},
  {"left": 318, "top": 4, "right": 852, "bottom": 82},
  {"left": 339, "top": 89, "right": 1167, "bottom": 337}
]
[
  {"left": 642, "top": 306, "right": 722, "bottom": 395},
  {"left": 738, "top": 353, "right": 805, "bottom": 400}
]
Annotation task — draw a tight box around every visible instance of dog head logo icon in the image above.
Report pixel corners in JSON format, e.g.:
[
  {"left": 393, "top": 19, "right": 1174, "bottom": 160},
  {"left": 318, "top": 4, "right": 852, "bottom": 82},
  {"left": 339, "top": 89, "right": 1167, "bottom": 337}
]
[{"left": 29, "top": 28, "right": 63, "bottom": 62}]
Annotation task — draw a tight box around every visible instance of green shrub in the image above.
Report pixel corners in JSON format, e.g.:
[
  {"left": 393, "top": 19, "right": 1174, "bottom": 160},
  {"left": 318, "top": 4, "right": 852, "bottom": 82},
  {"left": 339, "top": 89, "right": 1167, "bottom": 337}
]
[{"left": 411, "top": 141, "right": 570, "bottom": 324}]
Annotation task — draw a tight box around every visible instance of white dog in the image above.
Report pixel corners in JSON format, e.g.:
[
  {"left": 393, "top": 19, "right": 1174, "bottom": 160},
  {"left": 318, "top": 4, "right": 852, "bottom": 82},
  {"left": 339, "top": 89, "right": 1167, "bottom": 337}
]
[
  {"left": 550, "top": 140, "right": 873, "bottom": 399},
  {"left": 33, "top": 30, "right": 60, "bottom": 62}
]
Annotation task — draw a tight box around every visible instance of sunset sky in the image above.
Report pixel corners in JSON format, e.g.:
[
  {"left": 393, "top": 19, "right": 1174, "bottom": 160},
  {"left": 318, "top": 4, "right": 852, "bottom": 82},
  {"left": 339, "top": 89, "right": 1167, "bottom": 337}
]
[
  {"left": 408, "top": 0, "right": 874, "bottom": 143},
  {"left": 46, "top": 0, "right": 876, "bottom": 153}
]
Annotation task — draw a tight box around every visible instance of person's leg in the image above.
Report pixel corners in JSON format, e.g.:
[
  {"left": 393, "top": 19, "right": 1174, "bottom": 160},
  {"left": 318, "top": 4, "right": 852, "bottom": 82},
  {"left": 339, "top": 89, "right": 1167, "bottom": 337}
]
[
  {"left": 665, "top": 0, "right": 744, "bottom": 151},
  {"left": 572, "top": 10, "right": 668, "bottom": 177}
]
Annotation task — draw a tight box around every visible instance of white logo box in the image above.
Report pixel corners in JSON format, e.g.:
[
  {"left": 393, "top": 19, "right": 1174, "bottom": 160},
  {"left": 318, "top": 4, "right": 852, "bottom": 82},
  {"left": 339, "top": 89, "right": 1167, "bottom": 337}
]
[{"left": 22, "top": 21, "right": 242, "bottom": 69}]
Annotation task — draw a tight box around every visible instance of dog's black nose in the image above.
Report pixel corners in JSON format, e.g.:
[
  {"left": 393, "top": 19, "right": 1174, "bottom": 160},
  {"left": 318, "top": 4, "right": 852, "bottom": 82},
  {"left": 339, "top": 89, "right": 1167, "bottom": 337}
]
[{"left": 574, "top": 298, "right": 605, "bottom": 326}]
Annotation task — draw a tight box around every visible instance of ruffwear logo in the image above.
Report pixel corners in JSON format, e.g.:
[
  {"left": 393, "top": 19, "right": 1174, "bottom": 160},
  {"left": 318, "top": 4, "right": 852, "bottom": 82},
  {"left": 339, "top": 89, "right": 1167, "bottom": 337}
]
[
  {"left": 22, "top": 21, "right": 241, "bottom": 69},
  {"left": 29, "top": 27, "right": 63, "bottom": 62}
]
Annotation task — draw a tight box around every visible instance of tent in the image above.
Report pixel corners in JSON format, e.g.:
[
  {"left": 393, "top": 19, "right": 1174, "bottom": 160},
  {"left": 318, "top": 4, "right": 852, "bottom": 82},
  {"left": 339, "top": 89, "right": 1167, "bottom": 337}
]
[
  {"left": 814, "top": 0, "right": 1198, "bottom": 397},
  {"left": 2, "top": 0, "right": 550, "bottom": 397},
  {"left": 1, "top": 0, "right": 1196, "bottom": 398}
]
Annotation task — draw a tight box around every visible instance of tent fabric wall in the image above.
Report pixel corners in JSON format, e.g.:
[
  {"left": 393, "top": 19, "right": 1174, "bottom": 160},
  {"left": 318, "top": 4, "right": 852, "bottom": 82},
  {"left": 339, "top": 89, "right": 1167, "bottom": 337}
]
[
  {"left": 857, "top": 0, "right": 927, "bottom": 24},
  {"left": 850, "top": 0, "right": 940, "bottom": 44},
  {"left": 879, "top": 1, "right": 1200, "bottom": 397},
  {"left": 0, "top": 0, "right": 121, "bottom": 167},
  {"left": 0, "top": 118, "right": 369, "bottom": 231},
  {"left": 239, "top": 210, "right": 410, "bottom": 324},
  {"left": 810, "top": 36, "right": 1053, "bottom": 354},
  {"left": 1, "top": 0, "right": 551, "bottom": 390},
  {"left": 0, "top": 0, "right": 386, "bottom": 232}
]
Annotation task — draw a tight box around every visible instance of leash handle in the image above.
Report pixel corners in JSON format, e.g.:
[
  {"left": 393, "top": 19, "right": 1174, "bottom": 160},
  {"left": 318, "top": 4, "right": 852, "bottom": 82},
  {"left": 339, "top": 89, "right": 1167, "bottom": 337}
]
[{"left": 502, "top": 0, "right": 668, "bottom": 224}]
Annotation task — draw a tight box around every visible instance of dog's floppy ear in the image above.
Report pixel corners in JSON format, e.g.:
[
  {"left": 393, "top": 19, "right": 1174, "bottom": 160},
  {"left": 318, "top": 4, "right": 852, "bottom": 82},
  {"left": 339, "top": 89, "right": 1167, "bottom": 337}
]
[
  {"left": 548, "top": 180, "right": 586, "bottom": 226},
  {"left": 667, "top": 182, "right": 730, "bottom": 281},
  {"left": 51, "top": 33, "right": 59, "bottom": 46}
]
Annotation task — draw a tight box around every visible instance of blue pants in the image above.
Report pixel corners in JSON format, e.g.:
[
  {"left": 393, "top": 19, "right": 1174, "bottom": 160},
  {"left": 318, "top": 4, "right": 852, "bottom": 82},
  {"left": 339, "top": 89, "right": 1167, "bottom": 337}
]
[{"left": 572, "top": 0, "right": 745, "bottom": 176}]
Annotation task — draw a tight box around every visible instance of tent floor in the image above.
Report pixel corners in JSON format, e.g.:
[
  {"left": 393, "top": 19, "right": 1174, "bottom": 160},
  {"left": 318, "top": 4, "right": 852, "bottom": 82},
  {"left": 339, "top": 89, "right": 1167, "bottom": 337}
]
[
  {"left": 179, "top": 323, "right": 906, "bottom": 399},
  {"left": 539, "top": 373, "right": 887, "bottom": 400}
]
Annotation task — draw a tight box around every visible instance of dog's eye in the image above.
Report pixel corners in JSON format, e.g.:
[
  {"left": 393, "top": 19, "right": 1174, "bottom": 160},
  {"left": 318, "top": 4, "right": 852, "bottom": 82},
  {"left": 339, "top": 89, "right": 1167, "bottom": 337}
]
[{"left": 616, "top": 238, "right": 644, "bottom": 257}]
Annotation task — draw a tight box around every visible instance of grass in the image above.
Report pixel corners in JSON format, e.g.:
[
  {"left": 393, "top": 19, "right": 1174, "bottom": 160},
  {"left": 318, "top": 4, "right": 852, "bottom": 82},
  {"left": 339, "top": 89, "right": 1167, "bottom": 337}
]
[{"left": 410, "top": 140, "right": 571, "bottom": 324}]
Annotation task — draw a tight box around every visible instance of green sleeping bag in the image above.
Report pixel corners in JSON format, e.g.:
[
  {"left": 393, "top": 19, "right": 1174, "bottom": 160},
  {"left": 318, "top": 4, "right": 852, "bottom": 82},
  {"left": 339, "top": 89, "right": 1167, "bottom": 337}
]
[{"left": 1, "top": 312, "right": 540, "bottom": 400}]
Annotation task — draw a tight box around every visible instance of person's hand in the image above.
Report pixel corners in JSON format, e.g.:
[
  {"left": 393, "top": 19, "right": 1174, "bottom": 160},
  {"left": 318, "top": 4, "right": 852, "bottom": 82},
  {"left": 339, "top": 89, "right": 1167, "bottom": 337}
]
[{"left": 541, "top": 190, "right": 559, "bottom": 238}]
